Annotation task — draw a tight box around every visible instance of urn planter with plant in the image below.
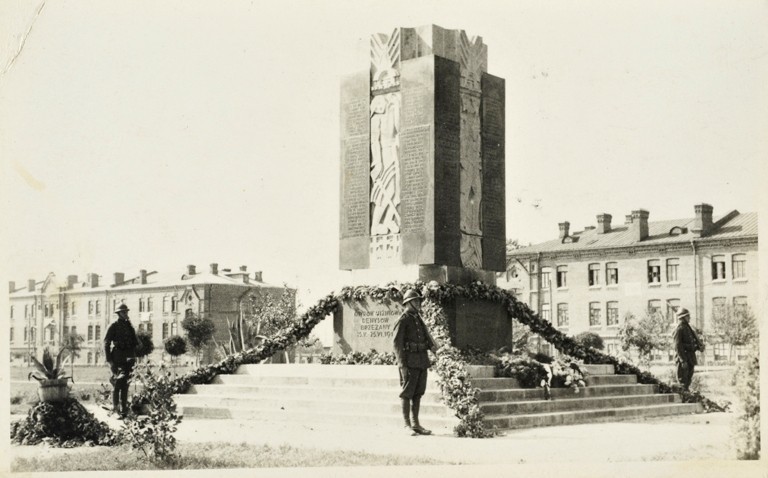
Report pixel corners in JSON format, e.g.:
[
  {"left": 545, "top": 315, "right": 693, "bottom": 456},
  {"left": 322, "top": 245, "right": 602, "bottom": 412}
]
[{"left": 28, "top": 347, "right": 73, "bottom": 402}]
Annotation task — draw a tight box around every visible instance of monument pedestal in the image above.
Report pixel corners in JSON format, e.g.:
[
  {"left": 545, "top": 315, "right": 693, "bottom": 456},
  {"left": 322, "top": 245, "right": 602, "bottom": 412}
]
[{"left": 332, "top": 288, "right": 511, "bottom": 355}]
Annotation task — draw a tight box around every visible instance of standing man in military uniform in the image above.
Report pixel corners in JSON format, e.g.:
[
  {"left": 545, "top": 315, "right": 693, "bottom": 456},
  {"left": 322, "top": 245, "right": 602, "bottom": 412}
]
[
  {"left": 393, "top": 290, "right": 436, "bottom": 435},
  {"left": 104, "top": 303, "right": 139, "bottom": 416},
  {"left": 673, "top": 307, "right": 703, "bottom": 392}
]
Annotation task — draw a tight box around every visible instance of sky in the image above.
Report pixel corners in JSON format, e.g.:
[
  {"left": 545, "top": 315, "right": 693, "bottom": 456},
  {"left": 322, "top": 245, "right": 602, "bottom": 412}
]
[{"left": 1, "top": 0, "right": 767, "bottom": 318}]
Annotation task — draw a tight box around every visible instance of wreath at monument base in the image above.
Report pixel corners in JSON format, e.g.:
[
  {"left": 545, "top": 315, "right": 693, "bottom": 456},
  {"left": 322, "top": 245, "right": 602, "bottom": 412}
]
[{"left": 132, "top": 282, "right": 727, "bottom": 438}]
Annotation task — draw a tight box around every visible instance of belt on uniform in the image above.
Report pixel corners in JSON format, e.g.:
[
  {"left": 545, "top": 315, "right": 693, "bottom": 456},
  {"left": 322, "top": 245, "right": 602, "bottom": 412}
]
[{"left": 405, "top": 342, "right": 429, "bottom": 352}]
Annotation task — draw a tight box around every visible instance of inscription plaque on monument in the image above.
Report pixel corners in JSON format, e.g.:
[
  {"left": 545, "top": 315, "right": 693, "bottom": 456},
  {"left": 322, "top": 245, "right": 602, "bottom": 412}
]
[{"left": 333, "top": 299, "right": 402, "bottom": 354}]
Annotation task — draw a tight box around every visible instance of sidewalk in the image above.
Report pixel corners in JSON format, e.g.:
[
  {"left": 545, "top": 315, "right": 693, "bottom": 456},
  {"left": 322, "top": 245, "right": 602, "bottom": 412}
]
[{"left": 11, "top": 405, "right": 736, "bottom": 465}]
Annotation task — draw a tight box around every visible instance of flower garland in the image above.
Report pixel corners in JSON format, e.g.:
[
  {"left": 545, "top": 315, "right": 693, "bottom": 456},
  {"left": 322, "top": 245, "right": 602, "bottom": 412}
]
[{"left": 133, "top": 281, "right": 726, "bottom": 432}]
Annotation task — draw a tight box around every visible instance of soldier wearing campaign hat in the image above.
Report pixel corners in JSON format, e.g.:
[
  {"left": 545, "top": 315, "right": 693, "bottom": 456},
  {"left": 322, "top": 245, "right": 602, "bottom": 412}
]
[
  {"left": 104, "top": 303, "right": 139, "bottom": 416},
  {"left": 392, "top": 289, "right": 437, "bottom": 435},
  {"left": 673, "top": 307, "right": 704, "bottom": 391}
]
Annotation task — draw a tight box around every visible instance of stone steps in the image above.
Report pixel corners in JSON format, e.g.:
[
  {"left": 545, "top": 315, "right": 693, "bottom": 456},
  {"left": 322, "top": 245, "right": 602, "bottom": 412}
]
[
  {"left": 172, "top": 363, "right": 702, "bottom": 432},
  {"left": 484, "top": 403, "right": 702, "bottom": 430}
]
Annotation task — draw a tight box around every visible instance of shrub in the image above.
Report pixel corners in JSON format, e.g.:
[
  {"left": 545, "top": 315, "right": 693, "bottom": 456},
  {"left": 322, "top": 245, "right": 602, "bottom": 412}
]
[
  {"left": 495, "top": 354, "right": 548, "bottom": 388},
  {"left": 136, "top": 331, "right": 155, "bottom": 360},
  {"left": 10, "top": 398, "right": 119, "bottom": 447},
  {"left": 733, "top": 350, "right": 760, "bottom": 460},
  {"left": 319, "top": 350, "right": 396, "bottom": 365},
  {"left": 164, "top": 336, "right": 187, "bottom": 361},
  {"left": 573, "top": 331, "right": 605, "bottom": 352},
  {"left": 120, "top": 363, "right": 183, "bottom": 464}
]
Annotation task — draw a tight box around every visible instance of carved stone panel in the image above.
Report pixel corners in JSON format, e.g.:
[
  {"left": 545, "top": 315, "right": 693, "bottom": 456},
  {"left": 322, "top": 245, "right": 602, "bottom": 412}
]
[{"left": 481, "top": 73, "right": 506, "bottom": 271}]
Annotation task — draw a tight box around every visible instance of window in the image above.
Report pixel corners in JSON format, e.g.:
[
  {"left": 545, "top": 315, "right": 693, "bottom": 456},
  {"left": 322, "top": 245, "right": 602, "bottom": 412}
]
[
  {"left": 605, "top": 263, "right": 618, "bottom": 285},
  {"left": 48, "top": 327, "right": 55, "bottom": 341},
  {"left": 88, "top": 301, "right": 94, "bottom": 315},
  {"left": 147, "top": 323, "right": 153, "bottom": 336},
  {"left": 88, "top": 325, "right": 94, "bottom": 341},
  {"left": 171, "top": 322, "right": 178, "bottom": 336},
  {"left": 540, "top": 304, "right": 551, "bottom": 322},
  {"left": 95, "top": 325, "right": 101, "bottom": 341},
  {"left": 712, "top": 297, "right": 726, "bottom": 316},
  {"left": 147, "top": 297, "right": 154, "bottom": 312},
  {"left": 647, "top": 260, "right": 661, "bottom": 283},
  {"left": 163, "top": 297, "right": 169, "bottom": 313},
  {"left": 9, "top": 306, "right": 13, "bottom": 319},
  {"left": 734, "top": 296, "right": 748, "bottom": 314},
  {"left": 63, "top": 325, "right": 69, "bottom": 337},
  {"left": 24, "top": 327, "right": 27, "bottom": 341},
  {"left": 540, "top": 268, "right": 552, "bottom": 289},
  {"left": 139, "top": 299, "right": 145, "bottom": 313},
  {"left": 71, "top": 301, "right": 76, "bottom": 316},
  {"left": 588, "top": 264, "right": 600, "bottom": 286},
  {"left": 732, "top": 254, "right": 746, "bottom": 279},
  {"left": 95, "top": 300, "right": 101, "bottom": 315},
  {"left": 137, "top": 323, "right": 144, "bottom": 333},
  {"left": 648, "top": 299, "right": 662, "bottom": 317},
  {"left": 556, "top": 266, "right": 568, "bottom": 288},
  {"left": 712, "top": 255, "right": 726, "bottom": 280},
  {"left": 557, "top": 303, "right": 569, "bottom": 327},
  {"left": 24, "top": 304, "right": 29, "bottom": 318},
  {"left": 713, "top": 343, "right": 728, "bottom": 361},
  {"left": 666, "top": 258, "right": 680, "bottom": 282},
  {"left": 666, "top": 299, "right": 680, "bottom": 322},
  {"left": 71, "top": 326, "right": 77, "bottom": 336},
  {"left": 10, "top": 327, "right": 14, "bottom": 342},
  {"left": 87, "top": 352, "right": 93, "bottom": 365},
  {"left": 162, "top": 323, "right": 169, "bottom": 339},
  {"left": 607, "top": 302, "right": 619, "bottom": 326},
  {"left": 589, "top": 302, "right": 601, "bottom": 326},
  {"left": 171, "top": 297, "right": 179, "bottom": 313}
]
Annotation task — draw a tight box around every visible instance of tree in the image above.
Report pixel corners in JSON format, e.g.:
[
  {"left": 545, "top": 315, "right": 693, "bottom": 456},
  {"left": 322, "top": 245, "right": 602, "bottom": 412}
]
[
  {"left": 574, "top": 331, "right": 605, "bottom": 351},
  {"left": 135, "top": 330, "right": 155, "bottom": 362},
  {"left": 60, "top": 332, "right": 84, "bottom": 379},
  {"left": 218, "top": 287, "right": 300, "bottom": 362},
  {"left": 711, "top": 304, "right": 758, "bottom": 361},
  {"left": 618, "top": 310, "right": 673, "bottom": 367},
  {"left": 181, "top": 311, "right": 216, "bottom": 366},
  {"left": 163, "top": 335, "right": 187, "bottom": 369}
]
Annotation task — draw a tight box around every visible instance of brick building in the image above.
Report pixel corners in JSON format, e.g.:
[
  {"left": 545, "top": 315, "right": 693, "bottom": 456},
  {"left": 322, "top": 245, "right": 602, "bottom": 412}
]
[
  {"left": 8, "top": 264, "right": 292, "bottom": 365},
  {"left": 502, "top": 204, "right": 758, "bottom": 362}
]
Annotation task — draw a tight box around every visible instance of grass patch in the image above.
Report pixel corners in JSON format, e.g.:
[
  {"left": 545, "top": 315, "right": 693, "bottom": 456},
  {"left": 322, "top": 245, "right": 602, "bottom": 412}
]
[{"left": 12, "top": 442, "right": 448, "bottom": 471}]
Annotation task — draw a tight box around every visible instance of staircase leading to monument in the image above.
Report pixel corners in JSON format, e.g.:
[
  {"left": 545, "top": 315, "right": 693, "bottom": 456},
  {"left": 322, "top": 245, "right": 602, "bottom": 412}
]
[{"left": 173, "top": 363, "right": 701, "bottom": 432}]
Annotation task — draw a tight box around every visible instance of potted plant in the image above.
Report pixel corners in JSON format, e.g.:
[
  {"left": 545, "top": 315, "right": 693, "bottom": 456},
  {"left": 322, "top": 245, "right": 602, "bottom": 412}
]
[{"left": 28, "top": 347, "right": 72, "bottom": 402}]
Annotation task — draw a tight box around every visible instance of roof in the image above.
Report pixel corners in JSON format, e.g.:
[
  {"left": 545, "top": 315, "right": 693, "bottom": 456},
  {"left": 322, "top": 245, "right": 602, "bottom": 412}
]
[
  {"left": 509, "top": 211, "right": 757, "bottom": 257},
  {"left": 10, "top": 269, "right": 288, "bottom": 298}
]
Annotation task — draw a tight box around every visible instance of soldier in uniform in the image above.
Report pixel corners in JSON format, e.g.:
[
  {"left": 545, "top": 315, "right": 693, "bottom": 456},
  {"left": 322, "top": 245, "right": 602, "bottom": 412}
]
[
  {"left": 673, "top": 307, "right": 703, "bottom": 391},
  {"left": 392, "top": 290, "right": 436, "bottom": 435},
  {"left": 104, "top": 303, "right": 139, "bottom": 416}
]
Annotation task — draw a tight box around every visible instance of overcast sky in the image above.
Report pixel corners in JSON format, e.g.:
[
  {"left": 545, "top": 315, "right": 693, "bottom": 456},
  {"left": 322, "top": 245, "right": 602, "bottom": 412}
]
[{"left": 2, "top": 0, "right": 767, "bottom": 315}]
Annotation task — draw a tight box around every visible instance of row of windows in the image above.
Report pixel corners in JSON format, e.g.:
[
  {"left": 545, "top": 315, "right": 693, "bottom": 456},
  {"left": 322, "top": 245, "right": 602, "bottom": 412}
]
[
  {"left": 10, "top": 296, "right": 183, "bottom": 320},
  {"left": 137, "top": 322, "right": 179, "bottom": 339},
  {"left": 11, "top": 320, "right": 182, "bottom": 343},
  {"left": 535, "top": 254, "right": 748, "bottom": 290},
  {"left": 540, "top": 301, "right": 621, "bottom": 328}
]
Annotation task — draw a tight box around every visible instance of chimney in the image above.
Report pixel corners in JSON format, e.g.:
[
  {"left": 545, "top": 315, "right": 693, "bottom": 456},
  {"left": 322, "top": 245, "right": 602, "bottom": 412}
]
[
  {"left": 9, "top": 281, "right": 15, "bottom": 293},
  {"left": 67, "top": 275, "right": 78, "bottom": 289},
  {"left": 113, "top": 272, "right": 124, "bottom": 286},
  {"left": 239, "top": 265, "right": 247, "bottom": 272},
  {"left": 187, "top": 264, "right": 196, "bottom": 275},
  {"left": 632, "top": 209, "right": 650, "bottom": 241},
  {"left": 625, "top": 214, "right": 633, "bottom": 225},
  {"left": 210, "top": 263, "right": 218, "bottom": 275},
  {"left": 597, "top": 213, "right": 612, "bottom": 234},
  {"left": 139, "top": 269, "right": 147, "bottom": 285},
  {"left": 558, "top": 221, "right": 570, "bottom": 240},
  {"left": 28, "top": 279, "right": 36, "bottom": 292},
  {"left": 253, "top": 271, "right": 263, "bottom": 282},
  {"left": 692, "top": 203, "right": 714, "bottom": 237},
  {"left": 88, "top": 273, "right": 99, "bottom": 288}
]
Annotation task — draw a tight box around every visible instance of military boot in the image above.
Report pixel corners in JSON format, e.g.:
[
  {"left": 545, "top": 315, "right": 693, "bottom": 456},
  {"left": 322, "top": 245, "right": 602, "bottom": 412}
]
[
  {"left": 401, "top": 399, "right": 416, "bottom": 435},
  {"left": 411, "top": 397, "right": 432, "bottom": 435}
]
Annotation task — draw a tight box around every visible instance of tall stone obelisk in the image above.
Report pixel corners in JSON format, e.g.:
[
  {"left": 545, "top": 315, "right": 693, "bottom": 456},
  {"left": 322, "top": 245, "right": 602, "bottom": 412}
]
[
  {"left": 334, "top": 26, "right": 510, "bottom": 354},
  {"left": 340, "top": 25, "right": 506, "bottom": 285}
]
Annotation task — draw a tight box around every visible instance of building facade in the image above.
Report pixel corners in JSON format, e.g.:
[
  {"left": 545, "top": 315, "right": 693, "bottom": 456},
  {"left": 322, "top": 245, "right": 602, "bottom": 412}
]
[
  {"left": 503, "top": 204, "right": 758, "bottom": 362},
  {"left": 8, "top": 264, "right": 291, "bottom": 366}
]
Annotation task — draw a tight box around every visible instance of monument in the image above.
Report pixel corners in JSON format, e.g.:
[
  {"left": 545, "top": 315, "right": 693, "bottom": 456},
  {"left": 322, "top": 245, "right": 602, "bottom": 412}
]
[{"left": 335, "top": 25, "right": 509, "bottom": 354}]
